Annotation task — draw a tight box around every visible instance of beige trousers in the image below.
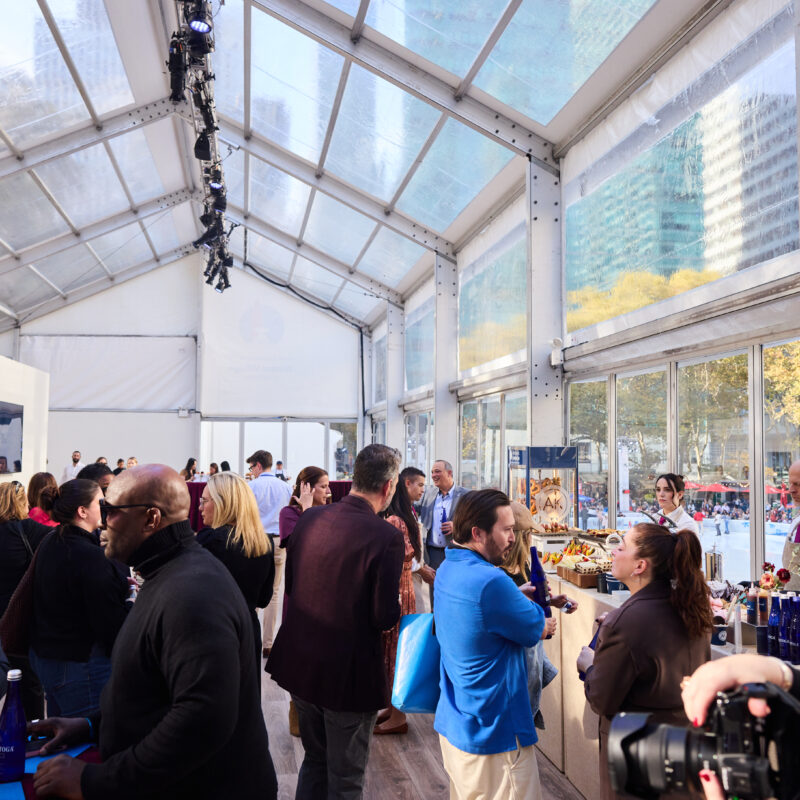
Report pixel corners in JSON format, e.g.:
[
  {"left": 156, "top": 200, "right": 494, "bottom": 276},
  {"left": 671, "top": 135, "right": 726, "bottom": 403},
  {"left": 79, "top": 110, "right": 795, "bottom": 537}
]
[
  {"left": 261, "top": 542, "right": 286, "bottom": 649},
  {"left": 439, "top": 735, "right": 542, "bottom": 800}
]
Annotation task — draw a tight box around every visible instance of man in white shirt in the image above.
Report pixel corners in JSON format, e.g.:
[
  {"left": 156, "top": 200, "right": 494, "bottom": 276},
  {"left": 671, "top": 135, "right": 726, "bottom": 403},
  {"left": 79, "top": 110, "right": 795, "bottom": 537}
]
[
  {"left": 61, "top": 450, "right": 85, "bottom": 483},
  {"left": 247, "top": 449, "right": 292, "bottom": 657}
]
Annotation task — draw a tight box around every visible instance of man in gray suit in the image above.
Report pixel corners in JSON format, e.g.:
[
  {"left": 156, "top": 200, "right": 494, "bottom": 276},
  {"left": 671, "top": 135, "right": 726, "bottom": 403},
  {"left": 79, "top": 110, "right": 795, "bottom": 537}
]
[{"left": 418, "top": 459, "right": 468, "bottom": 607}]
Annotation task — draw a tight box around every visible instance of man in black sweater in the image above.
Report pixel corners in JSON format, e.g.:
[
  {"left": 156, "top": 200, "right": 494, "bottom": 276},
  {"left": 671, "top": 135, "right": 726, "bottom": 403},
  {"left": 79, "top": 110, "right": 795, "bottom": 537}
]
[{"left": 30, "top": 465, "right": 277, "bottom": 800}]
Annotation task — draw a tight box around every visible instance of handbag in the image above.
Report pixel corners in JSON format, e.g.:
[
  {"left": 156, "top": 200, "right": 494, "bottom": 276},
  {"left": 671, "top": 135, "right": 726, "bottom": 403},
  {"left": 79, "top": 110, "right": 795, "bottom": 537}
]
[
  {"left": 0, "top": 528, "right": 47, "bottom": 659},
  {"left": 391, "top": 612, "right": 440, "bottom": 714}
]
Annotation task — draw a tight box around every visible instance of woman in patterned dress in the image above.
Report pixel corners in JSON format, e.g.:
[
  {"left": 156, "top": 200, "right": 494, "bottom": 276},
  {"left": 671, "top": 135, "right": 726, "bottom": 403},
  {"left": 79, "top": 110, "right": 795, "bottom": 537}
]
[{"left": 374, "top": 476, "right": 419, "bottom": 735}]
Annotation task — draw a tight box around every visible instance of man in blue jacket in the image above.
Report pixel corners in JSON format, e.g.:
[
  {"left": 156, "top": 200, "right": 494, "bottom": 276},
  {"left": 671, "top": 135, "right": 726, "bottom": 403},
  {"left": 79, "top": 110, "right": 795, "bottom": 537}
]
[{"left": 433, "top": 489, "right": 556, "bottom": 800}]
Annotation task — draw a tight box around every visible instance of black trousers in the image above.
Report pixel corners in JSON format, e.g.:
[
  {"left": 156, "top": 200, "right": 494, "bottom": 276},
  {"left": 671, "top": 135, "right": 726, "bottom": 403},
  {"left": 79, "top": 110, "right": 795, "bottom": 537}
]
[{"left": 425, "top": 545, "right": 446, "bottom": 609}]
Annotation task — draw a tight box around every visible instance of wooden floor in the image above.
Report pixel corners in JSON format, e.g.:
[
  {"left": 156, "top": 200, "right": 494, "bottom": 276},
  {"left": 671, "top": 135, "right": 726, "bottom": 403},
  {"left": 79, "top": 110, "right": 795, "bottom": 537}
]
[{"left": 261, "top": 666, "right": 585, "bottom": 800}]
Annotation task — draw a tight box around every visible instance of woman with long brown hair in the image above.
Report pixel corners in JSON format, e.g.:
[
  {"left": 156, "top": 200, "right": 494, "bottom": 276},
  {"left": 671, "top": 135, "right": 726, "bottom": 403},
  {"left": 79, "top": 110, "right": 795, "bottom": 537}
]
[
  {"left": 580, "top": 523, "right": 712, "bottom": 799},
  {"left": 26, "top": 473, "right": 59, "bottom": 527},
  {"left": 278, "top": 466, "right": 331, "bottom": 548}
]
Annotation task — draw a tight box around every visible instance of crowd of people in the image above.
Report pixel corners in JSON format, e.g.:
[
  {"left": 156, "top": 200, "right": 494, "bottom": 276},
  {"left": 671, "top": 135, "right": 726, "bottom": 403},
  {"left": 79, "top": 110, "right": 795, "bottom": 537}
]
[{"left": 0, "top": 450, "right": 798, "bottom": 800}]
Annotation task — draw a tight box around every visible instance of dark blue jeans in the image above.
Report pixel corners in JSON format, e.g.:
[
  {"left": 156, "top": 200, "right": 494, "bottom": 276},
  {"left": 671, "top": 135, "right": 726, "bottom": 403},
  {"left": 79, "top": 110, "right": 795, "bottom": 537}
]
[{"left": 29, "top": 645, "right": 112, "bottom": 717}]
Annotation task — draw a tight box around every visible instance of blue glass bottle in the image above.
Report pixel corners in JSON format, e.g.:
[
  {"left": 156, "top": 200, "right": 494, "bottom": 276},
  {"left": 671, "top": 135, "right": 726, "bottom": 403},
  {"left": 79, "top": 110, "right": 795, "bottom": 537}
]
[
  {"left": 790, "top": 596, "right": 800, "bottom": 666},
  {"left": 767, "top": 592, "right": 781, "bottom": 657},
  {"left": 529, "top": 547, "right": 553, "bottom": 639},
  {"left": 779, "top": 593, "right": 794, "bottom": 661},
  {"left": 0, "top": 668, "right": 26, "bottom": 783}
]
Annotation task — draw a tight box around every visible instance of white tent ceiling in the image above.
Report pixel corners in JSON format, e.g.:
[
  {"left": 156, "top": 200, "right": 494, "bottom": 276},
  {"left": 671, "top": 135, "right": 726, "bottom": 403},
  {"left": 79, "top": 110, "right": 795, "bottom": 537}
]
[{"left": 0, "top": 0, "right": 724, "bottom": 332}]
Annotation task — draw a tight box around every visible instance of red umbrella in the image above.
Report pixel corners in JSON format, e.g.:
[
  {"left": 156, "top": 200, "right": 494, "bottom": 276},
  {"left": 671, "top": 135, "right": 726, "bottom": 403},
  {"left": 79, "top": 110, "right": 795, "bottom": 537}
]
[
  {"left": 684, "top": 480, "right": 704, "bottom": 490},
  {"left": 704, "top": 483, "right": 729, "bottom": 493}
]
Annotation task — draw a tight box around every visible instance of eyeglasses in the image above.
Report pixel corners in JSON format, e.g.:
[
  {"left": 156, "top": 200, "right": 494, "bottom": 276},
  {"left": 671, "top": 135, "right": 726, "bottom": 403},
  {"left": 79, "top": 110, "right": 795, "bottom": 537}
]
[
  {"left": 198, "top": 496, "right": 211, "bottom": 506},
  {"left": 11, "top": 480, "right": 23, "bottom": 492},
  {"left": 99, "top": 500, "right": 158, "bottom": 526}
]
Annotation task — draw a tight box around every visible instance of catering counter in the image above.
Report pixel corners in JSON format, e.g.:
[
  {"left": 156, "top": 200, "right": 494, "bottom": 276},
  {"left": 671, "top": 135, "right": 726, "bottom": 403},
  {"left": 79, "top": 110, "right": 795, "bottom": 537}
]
[{"left": 536, "top": 578, "right": 744, "bottom": 798}]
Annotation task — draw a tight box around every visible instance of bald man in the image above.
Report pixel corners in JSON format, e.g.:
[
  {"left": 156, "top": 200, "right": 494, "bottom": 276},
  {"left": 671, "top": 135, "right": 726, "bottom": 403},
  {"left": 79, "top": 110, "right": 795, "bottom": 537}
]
[
  {"left": 781, "top": 460, "right": 800, "bottom": 592},
  {"left": 30, "top": 465, "right": 278, "bottom": 800}
]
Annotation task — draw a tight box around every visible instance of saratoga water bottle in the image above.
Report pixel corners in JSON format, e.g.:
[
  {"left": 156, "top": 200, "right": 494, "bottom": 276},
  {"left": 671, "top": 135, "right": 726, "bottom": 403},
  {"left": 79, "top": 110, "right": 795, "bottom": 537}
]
[
  {"left": 790, "top": 596, "right": 800, "bottom": 666},
  {"left": 529, "top": 547, "right": 553, "bottom": 639},
  {"left": 0, "top": 669, "right": 26, "bottom": 783},
  {"left": 768, "top": 592, "right": 781, "bottom": 657}
]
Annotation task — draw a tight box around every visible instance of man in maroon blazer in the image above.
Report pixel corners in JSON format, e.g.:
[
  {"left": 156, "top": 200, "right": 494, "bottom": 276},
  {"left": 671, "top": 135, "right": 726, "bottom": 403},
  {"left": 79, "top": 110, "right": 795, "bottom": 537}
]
[{"left": 267, "top": 444, "right": 405, "bottom": 800}]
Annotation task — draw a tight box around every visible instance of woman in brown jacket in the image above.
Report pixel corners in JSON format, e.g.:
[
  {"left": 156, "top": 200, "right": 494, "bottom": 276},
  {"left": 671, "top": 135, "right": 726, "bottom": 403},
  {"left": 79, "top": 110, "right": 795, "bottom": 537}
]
[{"left": 579, "top": 523, "right": 712, "bottom": 799}]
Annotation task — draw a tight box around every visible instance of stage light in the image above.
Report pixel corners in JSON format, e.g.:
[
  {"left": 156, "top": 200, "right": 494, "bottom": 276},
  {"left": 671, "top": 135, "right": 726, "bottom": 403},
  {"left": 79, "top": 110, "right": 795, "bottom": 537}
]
[
  {"left": 207, "top": 167, "right": 223, "bottom": 191},
  {"left": 211, "top": 193, "right": 227, "bottom": 213},
  {"left": 192, "top": 218, "right": 223, "bottom": 249},
  {"left": 214, "top": 267, "right": 231, "bottom": 293},
  {"left": 167, "top": 33, "right": 187, "bottom": 103},
  {"left": 186, "top": 1, "right": 212, "bottom": 34},
  {"left": 192, "top": 81, "right": 217, "bottom": 131},
  {"left": 194, "top": 130, "right": 212, "bottom": 161}
]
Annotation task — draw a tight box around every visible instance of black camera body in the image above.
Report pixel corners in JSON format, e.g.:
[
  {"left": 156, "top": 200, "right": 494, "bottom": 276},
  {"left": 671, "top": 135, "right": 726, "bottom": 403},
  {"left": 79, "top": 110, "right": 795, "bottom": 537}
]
[{"left": 608, "top": 682, "right": 800, "bottom": 799}]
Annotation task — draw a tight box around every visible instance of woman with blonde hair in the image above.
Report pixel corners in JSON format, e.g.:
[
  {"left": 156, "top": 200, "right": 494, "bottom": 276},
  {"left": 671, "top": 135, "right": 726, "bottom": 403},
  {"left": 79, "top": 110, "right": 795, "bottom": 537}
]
[{"left": 197, "top": 472, "right": 274, "bottom": 669}]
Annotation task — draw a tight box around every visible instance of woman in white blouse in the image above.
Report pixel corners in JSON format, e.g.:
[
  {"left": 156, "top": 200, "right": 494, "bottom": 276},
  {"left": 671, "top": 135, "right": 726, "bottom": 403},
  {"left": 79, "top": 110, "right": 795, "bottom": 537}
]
[{"left": 655, "top": 473, "right": 700, "bottom": 535}]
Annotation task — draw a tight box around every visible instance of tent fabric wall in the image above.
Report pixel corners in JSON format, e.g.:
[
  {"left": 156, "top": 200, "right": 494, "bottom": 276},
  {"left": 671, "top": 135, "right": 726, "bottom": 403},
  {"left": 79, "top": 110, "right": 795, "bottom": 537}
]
[
  {"left": 199, "top": 269, "right": 359, "bottom": 418},
  {"left": 19, "top": 335, "right": 196, "bottom": 411}
]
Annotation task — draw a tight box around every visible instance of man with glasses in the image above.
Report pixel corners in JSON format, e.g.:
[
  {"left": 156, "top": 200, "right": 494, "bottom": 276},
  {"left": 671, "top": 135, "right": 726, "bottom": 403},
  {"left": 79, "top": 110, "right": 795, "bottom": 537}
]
[
  {"left": 247, "top": 449, "right": 292, "bottom": 658},
  {"left": 29, "top": 464, "right": 278, "bottom": 800}
]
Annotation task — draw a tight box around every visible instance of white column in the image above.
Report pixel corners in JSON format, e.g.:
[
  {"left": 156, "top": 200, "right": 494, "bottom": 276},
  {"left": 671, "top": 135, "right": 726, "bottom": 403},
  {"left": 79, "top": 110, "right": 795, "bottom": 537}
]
[
  {"left": 527, "top": 159, "right": 564, "bottom": 446},
  {"left": 385, "top": 303, "right": 405, "bottom": 451},
  {"left": 433, "top": 253, "right": 459, "bottom": 465}
]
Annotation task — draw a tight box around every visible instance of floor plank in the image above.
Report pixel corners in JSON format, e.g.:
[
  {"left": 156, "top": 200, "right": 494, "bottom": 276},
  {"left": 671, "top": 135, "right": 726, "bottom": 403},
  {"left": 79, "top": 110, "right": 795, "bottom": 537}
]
[{"left": 261, "top": 667, "right": 585, "bottom": 800}]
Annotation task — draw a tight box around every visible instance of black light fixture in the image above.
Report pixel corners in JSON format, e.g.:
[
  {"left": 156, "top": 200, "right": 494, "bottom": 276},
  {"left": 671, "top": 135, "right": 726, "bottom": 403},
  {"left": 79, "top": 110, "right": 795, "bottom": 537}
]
[
  {"left": 194, "top": 130, "right": 211, "bottom": 161},
  {"left": 186, "top": 0, "right": 212, "bottom": 34},
  {"left": 207, "top": 167, "right": 223, "bottom": 191},
  {"left": 167, "top": 33, "right": 187, "bottom": 103},
  {"left": 215, "top": 267, "right": 231, "bottom": 293},
  {"left": 211, "top": 193, "right": 227, "bottom": 212},
  {"left": 192, "top": 218, "right": 223, "bottom": 250}
]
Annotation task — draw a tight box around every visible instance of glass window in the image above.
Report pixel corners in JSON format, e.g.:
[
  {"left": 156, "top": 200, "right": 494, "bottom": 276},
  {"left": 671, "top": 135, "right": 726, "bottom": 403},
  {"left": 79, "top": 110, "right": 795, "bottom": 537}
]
[
  {"left": 473, "top": 0, "right": 656, "bottom": 125},
  {"left": 35, "top": 144, "right": 129, "bottom": 228},
  {"left": 303, "top": 192, "right": 377, "bottom": 266},
  {"left": 213, "top": 0, "right": 244, "bottom": 124},
  {"left": 357, "top": 227, "right": 427, "bottom": 289},
  {"left": 0, "top": 3, "right": 90, "bottom": 148},
  {"left": 763, "top": 340, "right": 800, "bottom": 568},
  {"left": 396, "top": 118, "right": 514, "bottom": 233},
  {"left": 243, "top": 422, "right": 283, "bottom": 477},
  {"left": 405, "top": 412, "right": 431, "bottom": 475},
  {"left": 0, "top": 172, "right": 70, "bottom": 250},
  {"left": 287, "top": 422, "right": 327, "bottom": 477},
  {"left": 504, "top": 390, "right": 528, "bottom": 484},
  {"left": 569, "top": 380, "right": 609, "bottom": 530},
  {"left": 145, "top": 208, "right": 181, "bottom": 255},
  {"left": 479, "top": 396, "right": 502, "bottom": 489},
  {"left": 201, "top": 421, "right": 243, "bottom": 475},
  {"left": 405, "top": 298, "right": 434, "bottom": 391},
  {"left": 678, "top": 353, "right": 749, "bottom": 578},
  {"left": 373, "top": 335, "right": 387, "bottom": 405},
  {"left": 30, "top": 245, "right": 104, "bottom": 293},
  {"left": 329, "top": 422, "right": 357, "bottom": 479},
  {"left": 458, "top": 223, "right": 526, "bottom": 372},
  {"left": 0, "top": 264, "right": 58, "bottom": 312},
  {"left": 238, "top": 232, "right": 294, "bottom": 280},
  {"left": 223, "top": 148, "right": 246, "bottom": 213},
  {"left": 325, "top": 65, "right": 441, "bottom": 201},
  {"left": 249, "top": 157, "right": 311, "bottom": 236},
  {"left": 108, "top": 128, "right": 166, "bottom": 206},
  {"left": 616, "top": 370, "right": 668, "bottom": 525},
  {"left": 371, "top": 418, "right": 386, "bottom": 445},
  {"left": 565, "top": 40, "right": 798, "bottom": 332},
  {"left": 364, "top": 1, "right": 508, "bottom": 78},
  {"left": 460, "top": 401, "right": 478, "bottom": 489},
  {"left": 251, "top": 10, "right": 344, "bottom": 163}
]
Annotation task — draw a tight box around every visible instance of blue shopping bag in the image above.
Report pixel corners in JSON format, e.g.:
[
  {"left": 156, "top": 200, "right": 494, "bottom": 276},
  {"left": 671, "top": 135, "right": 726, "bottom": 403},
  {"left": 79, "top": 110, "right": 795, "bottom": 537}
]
[{"left": 391, "top": 613, "right": 440, "bottom": 713}]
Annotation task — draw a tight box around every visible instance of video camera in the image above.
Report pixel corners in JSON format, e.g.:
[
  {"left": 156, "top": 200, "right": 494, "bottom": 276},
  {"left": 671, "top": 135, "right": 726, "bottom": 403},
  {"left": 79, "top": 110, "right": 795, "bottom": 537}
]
[{"left": 607, "top": 682, "right": 800, "bottom": 799}]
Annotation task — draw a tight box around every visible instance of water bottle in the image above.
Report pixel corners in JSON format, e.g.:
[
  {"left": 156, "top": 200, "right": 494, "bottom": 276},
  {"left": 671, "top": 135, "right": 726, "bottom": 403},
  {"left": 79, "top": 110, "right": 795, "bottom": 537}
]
[
  {"left": 779, "top": 593, "right": 795, "bottom": 661},
  {"left": 0, "top": 669, "right": 26, "bottom": 782},
  {"left": 746, "top": 586, "right": 757, "bottom": 625},
  {"left": 791, "top": 596, "right": 800, "bottom": 666},
  {"left": 768, "top": 592, "right": 781, "bottom": 657},
  {"left": 529, "top": 547, "right": 553, "bottom": 639}
]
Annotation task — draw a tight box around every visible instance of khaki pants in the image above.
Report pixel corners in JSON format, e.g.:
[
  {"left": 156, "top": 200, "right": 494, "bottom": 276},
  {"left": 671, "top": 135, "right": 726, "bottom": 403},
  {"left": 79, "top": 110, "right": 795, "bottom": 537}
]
[
  {"left": 262, "top": 541, "right": 285, "bottom": 649},
  {"left": 439, "top": 735, "right": 542, "bottom": 800}
]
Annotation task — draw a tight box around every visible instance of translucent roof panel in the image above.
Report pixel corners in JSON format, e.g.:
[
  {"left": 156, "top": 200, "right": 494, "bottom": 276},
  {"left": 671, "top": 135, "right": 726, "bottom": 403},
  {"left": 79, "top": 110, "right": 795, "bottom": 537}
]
[
  {"left": 396, "top": 118, "right": 514, "bottom": 232},
  {"left": 249, "top": 158, "right": 312, "bottom": 235},
  {"left": 238, "top": 231, "right": 294, "bottom": 280},
  {"left": 251, "top": 10, "right": 345, "bottom": 163},
  {"left": 144, "top": 208, "right": 181, "bottom": 254},
  {"left": 473, "top": 0, "right": 658, "bottom": 124},
  {"left": 213, "top": 0, "right": 244, "bottom": 124},
  {"left": 364, "top": 0, "right": 509, "bottom": 78},
  {"left": 48, "top": 0, "right": 134, "bottom": 117},
  {"left": 323, "top": 1, "right": 361, "bottom": 15},
  {"left": 0, "top": 172, "right": 70, "bottom": 250},
  {"left": 0, "top": 265, "right": 58, "bottom": 311},
  {"left": 357, "top": 227, "right": 426, "bottom": 287},
  {"left": 335, "top": 281, "right": 384, "bottom": 319},
  {"left": 35, "top": 144, "right": 129, "bottom": 228},
  {"left": 30, "top": 245, "right": 104, "bottom": 292},
  {"left": 0, "top": 3, "right": 89, "bottom": 149},
  {"left": 108, "top": 128, "right": 166, "bottom": 206},
  {"left": 89, "top": 222, "right": 154, "bottom": 273},
  {"left": 325, "top": 65, "right": 441, "bottom": 201},
  {"left": 222, "top": 147, "right": 245, "bottom": 211},
  {"left": 304, "top": 193, "right": 376, "bottom": 264},
  {"left": 291, "top": 256, "right": 343, "bottom": 303}
]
